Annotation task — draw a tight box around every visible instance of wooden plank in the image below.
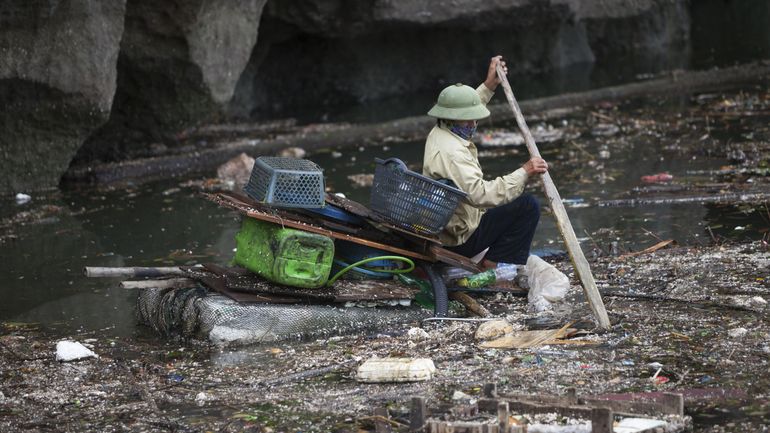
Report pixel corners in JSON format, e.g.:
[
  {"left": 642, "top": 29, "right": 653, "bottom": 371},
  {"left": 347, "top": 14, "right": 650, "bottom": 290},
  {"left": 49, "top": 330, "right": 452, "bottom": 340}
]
[
  {"left": 325, "top": 192, "right": 373, "bottom": 219},
  {"left": 478, "top": 323, "right": 575, "bottom": 349},
  {"left": 410, "top": 397, "right": 427, "bottom": 432},
  {"left": 483, "top": 383, "right": 497, "bottom": 398},
  {"left": 479, "top": 399, "right": 595, "bottom": 420},
  {"left": 497, "top": 402, "right": 509, "bottom": 433},
  {"left": 428, "top": 244, "right": 483, "bottom": 273},
  {"left": 197, "top": 264, "right": 418, "bottom": 302},
  {"left": 374, "top": 407, "right": 393, "bottom": 433},
  {"left": 662, "top": 393, "right": 684, "bottom": 417},
  {"left": 483, "top": 390, "right": 579, "bottom": 408},
  {"left": 581, "top": 393, "right": 684, "bottom": 417},
  {"left": 496, "top": 65, "right": 610, "bottom": 330},
  {"left": 330, "top": 279, "right": 418, "bottom": 301},
  {"left": 591, "top": 407, "right": 614, "bottom": 433},
  {"left": 198, "top": 274, "right": 298, "bottom": 304}
]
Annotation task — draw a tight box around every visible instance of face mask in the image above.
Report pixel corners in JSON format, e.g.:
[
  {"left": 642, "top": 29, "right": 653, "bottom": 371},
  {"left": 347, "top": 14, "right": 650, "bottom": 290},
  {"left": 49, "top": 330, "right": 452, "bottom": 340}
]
[{"left": 449, "top": 122, "right": 477, "bottom": 140}]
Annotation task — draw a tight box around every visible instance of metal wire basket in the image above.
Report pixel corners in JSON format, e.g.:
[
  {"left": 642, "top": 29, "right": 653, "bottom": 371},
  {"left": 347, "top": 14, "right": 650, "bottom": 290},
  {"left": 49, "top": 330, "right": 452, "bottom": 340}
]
[
  {"left": 370, "top": 157, "right": 467, "bottom": 235},
  {"left": 244, "top": 157, "right": 325, "bottom": 209}
]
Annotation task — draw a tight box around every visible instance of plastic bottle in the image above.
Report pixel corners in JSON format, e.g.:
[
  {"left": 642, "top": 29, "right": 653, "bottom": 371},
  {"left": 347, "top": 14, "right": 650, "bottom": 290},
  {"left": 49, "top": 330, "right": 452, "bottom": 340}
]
[
  {"left": 456, "top": 263, "right": 518, "bottom": 288},
  {"left": 440, "top": 266, "right": 474, "bottom": 283}
]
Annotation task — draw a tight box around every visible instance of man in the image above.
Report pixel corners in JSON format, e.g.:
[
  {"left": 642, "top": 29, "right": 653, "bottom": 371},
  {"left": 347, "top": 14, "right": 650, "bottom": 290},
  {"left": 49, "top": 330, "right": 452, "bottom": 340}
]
[{"left": 422, "top": 55, "right": 548, "bottom": 271}]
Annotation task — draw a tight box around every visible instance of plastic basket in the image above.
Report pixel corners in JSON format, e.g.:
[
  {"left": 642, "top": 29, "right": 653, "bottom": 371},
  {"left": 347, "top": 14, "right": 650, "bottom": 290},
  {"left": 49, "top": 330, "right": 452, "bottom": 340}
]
[
  {"left": 244, "top": 157, "right": 325, "bottom": 209},
  {"left": 370, "top": 158, "right": 467, "bottom": 235}
]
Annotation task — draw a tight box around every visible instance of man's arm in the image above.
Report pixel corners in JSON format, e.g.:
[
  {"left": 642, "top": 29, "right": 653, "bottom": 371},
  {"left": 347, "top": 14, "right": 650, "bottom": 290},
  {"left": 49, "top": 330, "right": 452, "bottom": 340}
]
[
  {"left": 478, "top": 55, "right": 549, "bottom": 177},
  {"left": 483, "top": 55, "right": 506, "bottom": 92}
]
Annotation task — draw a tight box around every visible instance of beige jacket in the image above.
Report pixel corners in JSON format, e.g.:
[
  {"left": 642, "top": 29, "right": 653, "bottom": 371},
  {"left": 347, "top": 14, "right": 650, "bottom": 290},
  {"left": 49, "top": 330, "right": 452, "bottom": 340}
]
[{"left": 422, "top": 83, "right": 529, "bottom": 246}]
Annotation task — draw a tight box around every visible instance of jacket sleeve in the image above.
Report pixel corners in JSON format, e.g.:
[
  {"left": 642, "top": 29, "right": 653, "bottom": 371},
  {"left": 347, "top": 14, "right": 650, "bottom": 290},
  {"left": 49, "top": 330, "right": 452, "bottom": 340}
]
[
  {"left": 476, "top": 83, "right": 494, "bottom": 105},
  {"left": 440, "top": 147, "right": 529, "bottom": 209}
]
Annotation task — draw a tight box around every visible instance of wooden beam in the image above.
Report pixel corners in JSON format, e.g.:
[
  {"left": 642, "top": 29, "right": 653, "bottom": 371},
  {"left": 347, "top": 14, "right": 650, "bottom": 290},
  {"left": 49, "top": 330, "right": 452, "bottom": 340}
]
[
  {"left": 591, "top": 407, "right": 614, "bottom": 433},
  {"left": 496, "top": 65, "right": 611, "bottom": 330},
  {"left": 410, "top": 397, "right": 427, "bottom": 432}
]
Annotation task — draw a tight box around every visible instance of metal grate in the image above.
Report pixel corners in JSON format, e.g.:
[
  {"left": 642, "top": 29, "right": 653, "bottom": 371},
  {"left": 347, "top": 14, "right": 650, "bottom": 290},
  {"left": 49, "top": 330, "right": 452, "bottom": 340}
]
[{"left": 244, "top": 157, "right": 325, "bottom": 209}]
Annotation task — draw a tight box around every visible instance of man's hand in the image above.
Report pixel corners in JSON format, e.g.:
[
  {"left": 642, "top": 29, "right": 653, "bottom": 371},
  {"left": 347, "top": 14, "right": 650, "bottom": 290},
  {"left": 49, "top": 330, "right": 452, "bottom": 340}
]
[
  {"left": 483, "top": 55, "right": 507, "bottom": 91},
  {"left": 522, "top": 157, "right": 548, "bottom": 176}
]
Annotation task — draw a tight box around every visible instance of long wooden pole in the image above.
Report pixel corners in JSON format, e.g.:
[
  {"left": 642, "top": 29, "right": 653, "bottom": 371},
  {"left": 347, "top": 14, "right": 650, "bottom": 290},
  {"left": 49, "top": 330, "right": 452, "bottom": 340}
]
[
  {"left": 84, "top": 266, "right": 191, "bottom": 278},
  {"left": 496, "top": 65, "right": 611, "bottom": 329}
]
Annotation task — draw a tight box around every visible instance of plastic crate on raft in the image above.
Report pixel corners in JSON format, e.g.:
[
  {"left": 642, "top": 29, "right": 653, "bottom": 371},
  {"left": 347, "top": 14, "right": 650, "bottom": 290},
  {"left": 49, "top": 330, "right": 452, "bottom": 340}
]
[
  {"left": 370, "top": 157, "right": 467, "bottom": 235},
  {"left": 244, "top": 156, "right": 325, "bottom": 209}
]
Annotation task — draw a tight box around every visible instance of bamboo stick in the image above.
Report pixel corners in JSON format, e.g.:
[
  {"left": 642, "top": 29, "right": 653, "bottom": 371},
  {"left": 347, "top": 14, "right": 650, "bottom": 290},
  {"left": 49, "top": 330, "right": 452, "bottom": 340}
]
[
  {"left": 120, "top": 278, "right": 197, "bottom": 289},
  {"left": 496, "top": 65, "right": 611, "bottom": 329},
  {"left": 449, "top": 292, "right": 492, "bottom": 318},
  {"left": 84, "top": 266, "right": 192, "bottom": 278}
]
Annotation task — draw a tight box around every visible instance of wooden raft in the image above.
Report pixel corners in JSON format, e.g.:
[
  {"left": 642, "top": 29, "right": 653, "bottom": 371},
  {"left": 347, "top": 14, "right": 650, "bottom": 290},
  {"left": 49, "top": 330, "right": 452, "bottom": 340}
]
[
  {"left": 185, "top": 264, "right": 419, "bottom": 304},
  {"left": 202, "top": 191, "right": 482, "bottom": 273}
]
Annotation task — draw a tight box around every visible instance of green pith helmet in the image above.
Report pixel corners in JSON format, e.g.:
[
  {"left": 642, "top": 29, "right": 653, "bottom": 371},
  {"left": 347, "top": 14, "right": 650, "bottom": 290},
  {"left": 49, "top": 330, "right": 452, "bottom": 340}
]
[{"left": 427, "top": 83, "right": 491, "bottom": 121}]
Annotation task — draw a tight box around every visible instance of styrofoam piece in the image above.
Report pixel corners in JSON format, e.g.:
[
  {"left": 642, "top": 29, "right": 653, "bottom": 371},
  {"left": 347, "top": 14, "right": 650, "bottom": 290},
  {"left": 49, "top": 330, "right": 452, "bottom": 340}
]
[
  {"left": 613, "top": 418, "right": 667, "bottom": 433},
  {"left": 55, "top": 340, "right": 98, "bottom": 362},
  {"left": 356, "top": 357, "right": 435, "bottom": 383},
  {"left": 528, "top": 424, "right": 590, "bottom": 433}
]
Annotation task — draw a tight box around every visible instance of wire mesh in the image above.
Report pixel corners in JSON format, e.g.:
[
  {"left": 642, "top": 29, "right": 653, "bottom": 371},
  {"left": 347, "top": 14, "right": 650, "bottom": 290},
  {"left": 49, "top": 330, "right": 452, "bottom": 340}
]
[{"left": 136, "top": 286, "right": 430, "bottom": 346}]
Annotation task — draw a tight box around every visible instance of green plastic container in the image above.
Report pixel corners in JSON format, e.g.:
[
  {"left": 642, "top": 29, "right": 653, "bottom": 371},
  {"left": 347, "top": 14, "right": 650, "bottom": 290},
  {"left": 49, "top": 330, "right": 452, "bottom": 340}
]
[{"left": 234, "top": 218, "right": 334, "bottom": 288}]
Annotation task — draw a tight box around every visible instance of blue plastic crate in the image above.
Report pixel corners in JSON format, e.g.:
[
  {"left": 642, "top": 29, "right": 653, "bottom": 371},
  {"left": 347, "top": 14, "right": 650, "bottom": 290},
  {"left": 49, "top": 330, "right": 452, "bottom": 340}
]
[
  {"left": 370, "top": 158, "right": 467, "bottom": 235},
  {"left": 244, "top": 157, "right": 325, "bottom": 209}
]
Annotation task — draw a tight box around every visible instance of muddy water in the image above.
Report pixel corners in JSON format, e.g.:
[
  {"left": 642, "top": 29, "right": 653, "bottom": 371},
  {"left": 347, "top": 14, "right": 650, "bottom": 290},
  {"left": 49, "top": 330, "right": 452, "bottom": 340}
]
[{"left": 1, "top": 84, "right": 768, "bottom": 337}]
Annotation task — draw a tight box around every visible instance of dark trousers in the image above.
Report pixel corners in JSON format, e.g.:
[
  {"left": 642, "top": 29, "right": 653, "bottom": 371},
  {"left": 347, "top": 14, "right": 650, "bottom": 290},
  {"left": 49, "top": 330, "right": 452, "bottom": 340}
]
[{"left": 446, "top": 193, "right": 540, "bottom": 265}]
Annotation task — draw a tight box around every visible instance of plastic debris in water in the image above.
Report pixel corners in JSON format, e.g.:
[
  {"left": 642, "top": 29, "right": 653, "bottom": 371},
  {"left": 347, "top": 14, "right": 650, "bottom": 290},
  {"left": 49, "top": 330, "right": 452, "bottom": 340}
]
[
  {"left": 356, "top": 357, "right": 435, "bottom": 383},
  {"left": 456, "top": 264, "right": 518, "bottom": 288},
  {"left": 641, "top": 172, "right": 674, "bottom": 184},
  {"left": 562, "top": 197, "right": 589, "bottom": 208},
  {"left": 15, "top": 193, "right": 31, "bottom": 204},
  {"left": 55, "top": 340, "right": 98, "bottom": 362}
]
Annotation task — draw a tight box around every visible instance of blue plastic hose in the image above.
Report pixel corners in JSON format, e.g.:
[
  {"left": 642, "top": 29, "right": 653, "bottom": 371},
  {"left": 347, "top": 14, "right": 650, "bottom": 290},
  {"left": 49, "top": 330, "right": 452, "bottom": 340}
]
[{"left": 326, "top": 256, "right": 415, "bottom": 286}]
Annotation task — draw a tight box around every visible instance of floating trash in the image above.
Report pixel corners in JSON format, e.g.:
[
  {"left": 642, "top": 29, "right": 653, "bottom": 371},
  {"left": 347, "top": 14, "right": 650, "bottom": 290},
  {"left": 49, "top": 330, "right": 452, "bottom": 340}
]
[{"left": 641, "top": 172, "right": 674, "bottom": 184}]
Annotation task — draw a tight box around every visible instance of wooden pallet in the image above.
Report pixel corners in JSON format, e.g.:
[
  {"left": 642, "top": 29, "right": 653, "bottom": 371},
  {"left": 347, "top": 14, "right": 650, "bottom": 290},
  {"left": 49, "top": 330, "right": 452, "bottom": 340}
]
[{"left": 371, "top": 383, "right": 686, "bottom": 433}]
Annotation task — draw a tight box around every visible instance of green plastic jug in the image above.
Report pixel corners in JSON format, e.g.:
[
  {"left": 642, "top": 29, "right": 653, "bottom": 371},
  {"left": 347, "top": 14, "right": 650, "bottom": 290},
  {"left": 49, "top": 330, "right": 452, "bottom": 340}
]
[{"left": 234, "top": 218, "right": 334, "bottom": 288}]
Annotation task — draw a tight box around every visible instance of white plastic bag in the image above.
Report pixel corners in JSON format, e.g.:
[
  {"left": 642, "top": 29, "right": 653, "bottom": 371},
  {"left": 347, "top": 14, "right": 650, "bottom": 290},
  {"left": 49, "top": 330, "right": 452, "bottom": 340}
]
[{"left": 526, "top": 255, "right": 570, "bottom": 312}]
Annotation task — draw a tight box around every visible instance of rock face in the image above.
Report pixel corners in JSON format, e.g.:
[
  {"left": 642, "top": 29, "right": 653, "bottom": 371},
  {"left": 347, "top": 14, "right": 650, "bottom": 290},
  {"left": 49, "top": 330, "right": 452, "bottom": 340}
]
[
  {"left": 0, "top": 0, "right": 126, "bottom": 193},
  {"left": 1, "top": 0, "right": 767, "bottom": 192},
  {"left": 228, "top": 0, "right": 691, "bottom": 118},
  {"left": 75, "top": 0, "right": 267, "bottom": 163}
]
